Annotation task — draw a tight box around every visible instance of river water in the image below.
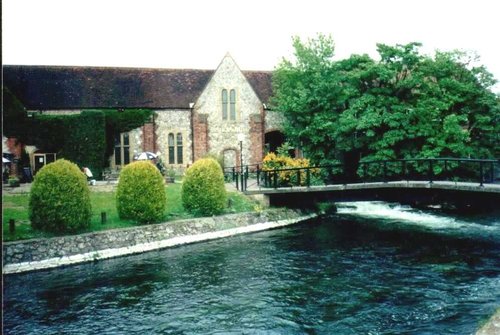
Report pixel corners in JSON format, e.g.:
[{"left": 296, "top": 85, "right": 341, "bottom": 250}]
[{"left": 3, "top": 202, "right": 499, "bottom": 334}]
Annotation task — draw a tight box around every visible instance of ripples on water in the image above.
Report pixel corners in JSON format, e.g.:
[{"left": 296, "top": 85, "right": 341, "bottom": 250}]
[{"left": 4, "top": 202, "right": 500, "bottom": 334}]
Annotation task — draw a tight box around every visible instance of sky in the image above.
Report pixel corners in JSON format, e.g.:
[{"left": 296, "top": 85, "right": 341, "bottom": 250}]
[{"left": 3, "top": 0, "right": 500, "bottom": 92}]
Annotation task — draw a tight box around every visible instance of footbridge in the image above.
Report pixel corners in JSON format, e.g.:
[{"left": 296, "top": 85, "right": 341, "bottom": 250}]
[{"left": 225, "top": 158, "right": 500, "bottom": 210}]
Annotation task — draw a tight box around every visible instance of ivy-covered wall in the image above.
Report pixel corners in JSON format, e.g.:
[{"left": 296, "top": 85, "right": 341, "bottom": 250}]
[
  {"left": 4, "top": 87, "right": 155, "bottom": 178},
  {"left": 62, "top": 112, "right": 107, "bottom": 178},
  {"left": 3, "top": 87, "right": 28, "bottom": 140},
  {"left": 29, "top": 111, "right": 107, "bottom": 178},
  {"left": 99, "top": 109, "right": 153, "bottom": 160},
  {"left": 25, "top": 109, "right": 153, "bottom": 179}
]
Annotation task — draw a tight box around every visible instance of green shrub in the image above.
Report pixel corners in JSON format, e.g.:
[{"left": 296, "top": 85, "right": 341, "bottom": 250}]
[
  {"left": 116, "top": 161, "right": 167, "bottom": 223},
  {"left": 8, "top": 177, "right": 20, "bottom": 187},
  {"left": 182, "top": 158, "right": 227, "bottom": 216},
  {"left": 202, "top": 152, "right": 224, "bottom": 169},
  {"left": 29, "top": 159, "right": 92, "bottom": 233}
]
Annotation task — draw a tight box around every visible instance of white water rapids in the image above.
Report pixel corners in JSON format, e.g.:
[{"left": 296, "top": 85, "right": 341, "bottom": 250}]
[{"left": 335, "top": 201, "right": 499, "bottom": 238}]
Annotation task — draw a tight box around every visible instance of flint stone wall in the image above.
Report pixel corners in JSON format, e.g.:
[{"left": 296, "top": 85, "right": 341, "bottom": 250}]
[{"left": 193, "top": 54, "right": 263, "bottom": 165}]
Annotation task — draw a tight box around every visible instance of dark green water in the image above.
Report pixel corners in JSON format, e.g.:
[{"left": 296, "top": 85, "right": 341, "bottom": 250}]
[{"left": 3, "top": 202, "right": 500, "bottom": 334}]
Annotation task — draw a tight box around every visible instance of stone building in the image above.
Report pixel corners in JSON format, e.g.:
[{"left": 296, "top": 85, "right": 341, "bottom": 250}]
[{"left": 3, "top": 54, "right": 286, "bottom": 174}]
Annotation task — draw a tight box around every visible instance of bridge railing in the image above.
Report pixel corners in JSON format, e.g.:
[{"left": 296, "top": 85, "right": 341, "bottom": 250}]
[
  {"left": 228, "top": 158, "right": 498, "bottom": 191},
  {"left": 358, "top": 158, "right": 498, "bottom": 186},
  {"left": 223, "top": 164, "right": 261, "bottom": 191}
]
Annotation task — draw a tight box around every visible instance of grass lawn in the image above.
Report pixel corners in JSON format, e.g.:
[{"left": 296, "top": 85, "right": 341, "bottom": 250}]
[{"left": 2, "top": 183, "right": 257, "bottom": 242}]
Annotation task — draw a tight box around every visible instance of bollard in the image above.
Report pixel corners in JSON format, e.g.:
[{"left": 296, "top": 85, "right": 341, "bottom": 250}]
[
  {"left": 479, "top": 161, "right": 484, "bottom": 186},
  {"left": 101, "top": 212, "right": 107, "bottom": 224},
  {"left": 9, "top": 219, "right": 15, "bottom": 234},
  {"left": 383, "top": 161, "right": 388, "bottom": 183},
  {"left": 428, "top": 160, "right": 433, "bottom": 184}
]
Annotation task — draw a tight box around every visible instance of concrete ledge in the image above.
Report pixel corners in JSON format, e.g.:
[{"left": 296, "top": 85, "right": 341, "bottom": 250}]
[
  {"left": 3, "top": 211, "right": 317, "bottom": 275},
  {"left": 245, "top": 180, "right": 500, "bottom": 195}
]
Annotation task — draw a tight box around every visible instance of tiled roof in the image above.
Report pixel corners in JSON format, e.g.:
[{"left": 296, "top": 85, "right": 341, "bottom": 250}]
[
  {"left": 3, "top": 65, "right": 273, "bottom": 110},
  {"left": 243, "top": 71, "right": 273, "bottom": 106}
]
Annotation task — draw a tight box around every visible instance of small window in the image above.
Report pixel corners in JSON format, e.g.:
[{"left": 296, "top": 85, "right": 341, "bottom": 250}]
[
  {"left": 114, "top": 139, "right": 122, "bottom": 166},
  {"left": 123, "top": 133, "right": 130, "bottom": 164},
  {"left": 168, "top": 133, "right": 175, "bottom": 164},
  {"left": 114, "top": 133, "right": 131, "bottom": 166},
  {"left": 230, "top": 89, "right": 236, "bottom": 120},
  {"left": 176, "top": 133, "right": 183, "bottom": 164},
  {"left": 222, "top": 89, "right": 228, "bottom": 120}
]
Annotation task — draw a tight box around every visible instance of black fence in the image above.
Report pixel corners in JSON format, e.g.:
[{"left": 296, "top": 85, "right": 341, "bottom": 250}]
[{"left": 225, "top": 158, "right": 499, "bottom": 192}]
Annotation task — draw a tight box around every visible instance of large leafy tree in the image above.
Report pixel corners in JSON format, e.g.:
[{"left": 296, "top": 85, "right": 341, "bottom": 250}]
[{"left": 271, "top": 35, "right": 499, "bottom": 168}]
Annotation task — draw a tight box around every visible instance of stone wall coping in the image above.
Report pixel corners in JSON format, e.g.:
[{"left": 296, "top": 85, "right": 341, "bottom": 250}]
[
  {"left": 3, "top": 210, "right": 317, "bottom": 275},
  {"left": 3, "top": 209, "right": 291, "bottom": 246}
]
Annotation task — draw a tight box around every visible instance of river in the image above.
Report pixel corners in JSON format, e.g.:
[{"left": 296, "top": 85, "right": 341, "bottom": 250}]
[{"left": 3, "top": 202, "right": 499, "bottom": 334}]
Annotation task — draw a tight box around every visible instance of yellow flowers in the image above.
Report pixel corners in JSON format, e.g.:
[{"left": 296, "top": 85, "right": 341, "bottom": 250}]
[{"left": 262, "top": 152, "right": 314, "bottom": 186}]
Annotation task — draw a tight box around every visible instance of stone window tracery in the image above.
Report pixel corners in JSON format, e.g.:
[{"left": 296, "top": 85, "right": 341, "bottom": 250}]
[
  {"left": 222, "top": 89, "right": 237, "bottom": 121},
  {"left": 222, "top": 89, "right": 228, "bottom": 120},
  {"left": 176, "top": 133, "right": 183, "bottom": 164},
  {"left": 230, "top": 89, "right": 236, "bottom": 120},
  {"left": 168, "top": 133, "right": 175, "bottom": 164},
  {"left": 114, "top": 132, "right": 130, "bottom": 167},
  {"left": 167, "top": 132, "right": 184, "bottom": 165}
]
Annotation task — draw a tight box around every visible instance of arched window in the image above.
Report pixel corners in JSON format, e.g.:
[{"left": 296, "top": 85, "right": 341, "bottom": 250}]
[
  {"left": 222, "top": 89, "right": 228, "bottom": 120},
  {"left": 229, "top": 89, "right": 236, "bottom": 120},
  {"left": 176, "top": 133, "right": 183, "bottom": 164},
  {"left": 167, "top": 132, "right": 185, "bottom": 165},
  {"left": 168, "top": 133, "right": 175, "bottom": 164}
]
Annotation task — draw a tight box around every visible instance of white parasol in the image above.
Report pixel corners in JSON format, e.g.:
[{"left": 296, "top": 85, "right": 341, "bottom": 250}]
[{"left": 134, "top": 152, "right": 158, "bottom": 161}]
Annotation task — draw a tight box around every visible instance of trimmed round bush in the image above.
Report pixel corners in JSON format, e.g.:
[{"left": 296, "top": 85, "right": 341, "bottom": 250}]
[
  {"left": 182, "top": 158, "right": 227, "bottom": 216},
  {"left": 116, "top": 161, "right": 167, "bottom": 224},
  {"left": 29, "top": 159, "right": 92, "bottom": 233}
]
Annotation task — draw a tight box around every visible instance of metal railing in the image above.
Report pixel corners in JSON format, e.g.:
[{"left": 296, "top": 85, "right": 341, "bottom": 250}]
[{"left": 225, "top": 158, "right": 499, "bottom": 192}]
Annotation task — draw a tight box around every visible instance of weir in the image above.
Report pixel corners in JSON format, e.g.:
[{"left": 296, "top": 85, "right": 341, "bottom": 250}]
[
  {"left": 251, "top": 181, "right": 500, "bottom": 210},
  {"left": 226, "top": 158, "right": 500, "bottom": 210}
]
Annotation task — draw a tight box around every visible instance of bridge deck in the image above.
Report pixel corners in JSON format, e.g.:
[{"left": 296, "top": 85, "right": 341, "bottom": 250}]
[{"left": 244, "top": 180, "right": 500, "bottom": 195}]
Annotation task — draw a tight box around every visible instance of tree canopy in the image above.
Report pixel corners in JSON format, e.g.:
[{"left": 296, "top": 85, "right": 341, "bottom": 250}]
[{"left": 271, "top": 35, "right": 499, "bottom": 166}]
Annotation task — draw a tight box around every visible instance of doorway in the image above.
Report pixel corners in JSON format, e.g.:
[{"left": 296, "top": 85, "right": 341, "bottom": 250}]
[
  {"left": 33, "top": 153, "right": 57, "bottom": 174},
  {"left": 264, "top": 130, "right": 285, "bottom": 154},
  {"left": 223, "top": 149, "right": 237, "bottom": 169}
]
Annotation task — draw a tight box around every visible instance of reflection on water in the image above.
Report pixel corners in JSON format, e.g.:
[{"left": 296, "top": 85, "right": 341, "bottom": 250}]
[{"left": 4, "top": 202, "right": 500, "bottom": 334}]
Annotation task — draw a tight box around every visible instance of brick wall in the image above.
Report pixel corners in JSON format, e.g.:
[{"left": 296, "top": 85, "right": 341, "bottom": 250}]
[
  {"left": 193, "top": 113, "right": 209, "bottom": 161},
  {"left": 249, "top": 113, "right": 264, "bottom": 165},
  {"left": 142, "top": 122, "right": 156, "bottom": 152}
]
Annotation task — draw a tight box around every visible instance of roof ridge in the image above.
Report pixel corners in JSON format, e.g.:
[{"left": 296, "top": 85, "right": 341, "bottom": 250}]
[
  {"left": 3, "top": 64, "right": 273, "bottom": 109},
  {"left": 2, "top": 64, "right": 216, "bottom": 72},
  {"left": 3, "top": 64, "right": 273, "bottom": 73}
]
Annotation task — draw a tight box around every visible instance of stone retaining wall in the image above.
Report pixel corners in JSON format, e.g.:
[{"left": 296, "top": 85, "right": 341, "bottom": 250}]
[
  {"left": 3, "top": 209, "right": 316, "bottom": 274},
  {"left": 476, "top": 309, "right": 500, "bottom": 335}
]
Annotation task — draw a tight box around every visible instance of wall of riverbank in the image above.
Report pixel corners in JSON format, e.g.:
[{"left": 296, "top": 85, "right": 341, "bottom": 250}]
[
  {"left": 476, "top": 309, "right": 500, "bottom": 335},
  {"left": 3, "top": 209, "right": 316, "bottom": 275}
]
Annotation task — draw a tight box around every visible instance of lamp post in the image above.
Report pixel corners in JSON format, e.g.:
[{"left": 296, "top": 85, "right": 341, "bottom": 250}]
[
  {"left": 237, "top": 133, "right": 244, "bottom": 170},
  {"left": 237, "top": 133, "right": 244, "bottom": 190}
]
